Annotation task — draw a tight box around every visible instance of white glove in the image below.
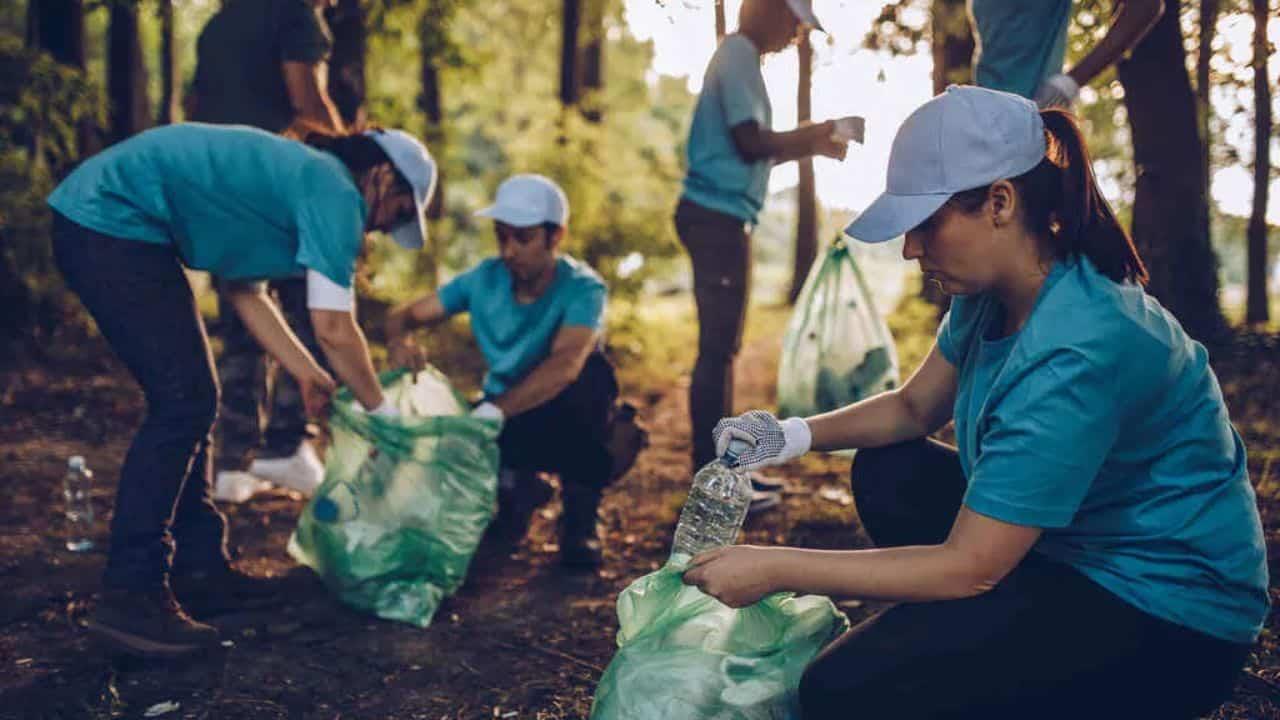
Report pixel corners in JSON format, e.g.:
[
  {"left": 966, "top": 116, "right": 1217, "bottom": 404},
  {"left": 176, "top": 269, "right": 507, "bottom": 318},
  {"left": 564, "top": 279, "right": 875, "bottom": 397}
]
[
  {"left": 1034, "top": 73, "right": 1080, "bottom": 109},
  {"left": 366, "top": 398, "right": 399, "bottom": 417},
  {"left": 711, "top": 410, "right": 812, "bottom": 472},
  {"left": 470, "top": 401, "right": 505, "bottom": 427}
]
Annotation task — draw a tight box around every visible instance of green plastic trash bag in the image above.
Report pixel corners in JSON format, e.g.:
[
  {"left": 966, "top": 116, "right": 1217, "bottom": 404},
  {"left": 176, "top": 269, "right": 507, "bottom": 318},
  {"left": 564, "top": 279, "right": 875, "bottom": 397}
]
[
  {"left": 590, "top": 560, "right": 849, "bottom": 719},
  {"left": 778, "top": 237, "right": 900, "bottom": 418},
  {"left": 287, "top": 367, "right": 500, "bottom": 628}
]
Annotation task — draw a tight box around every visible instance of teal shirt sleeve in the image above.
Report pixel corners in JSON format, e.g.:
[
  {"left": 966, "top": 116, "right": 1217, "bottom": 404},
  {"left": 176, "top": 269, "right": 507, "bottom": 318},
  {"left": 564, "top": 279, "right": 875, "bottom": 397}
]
[
  {"left": 562, "top": 281, "right": 606, "bottom": 329},
  {"left": 294, "top": 170, "right": 363, "bottom": 287},
  {"left": 713, "top": 39, "right": 767, "bottom": 128},
  {"left": 277, "top": 0, "right": 331, "bottom": 64},
  {"left": 963, "top": 349, "right": 1122, "bottom": 528},
  {"left": 437, "top": 268, "right": 473, "bottom": 316}
]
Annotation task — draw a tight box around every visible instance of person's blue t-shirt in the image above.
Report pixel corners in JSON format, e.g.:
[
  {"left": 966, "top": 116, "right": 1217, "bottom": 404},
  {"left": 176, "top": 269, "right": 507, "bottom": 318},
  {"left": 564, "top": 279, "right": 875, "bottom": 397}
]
[
  {"left": 682, "top": 33, "right": 773, "bottom": 224},
  {"left": 969, "top": 0, "right": 1073, "bottom": 99},
  {"left": 937, "top": 256, "right": 1269, "bottom": 644},
  {"left": 438, "top": 256, "right": 607, "bottom": 397},
  {"left": 48, "top": 123, "right": 366, "bottom": 288}
]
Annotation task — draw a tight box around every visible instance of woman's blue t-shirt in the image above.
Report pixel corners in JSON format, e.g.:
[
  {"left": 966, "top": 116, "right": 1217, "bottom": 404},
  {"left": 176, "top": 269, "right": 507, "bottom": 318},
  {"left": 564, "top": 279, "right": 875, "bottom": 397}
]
[{"left": 937, "top": 256, "right": 1269, "bottom": 644}]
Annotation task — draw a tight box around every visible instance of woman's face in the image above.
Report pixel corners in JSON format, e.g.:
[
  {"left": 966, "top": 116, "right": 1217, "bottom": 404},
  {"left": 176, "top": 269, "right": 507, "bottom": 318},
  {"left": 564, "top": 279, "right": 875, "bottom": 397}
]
[
  {"left": 363, "top": 164, "right": 417, "bottom": 233},
  {"left": 902, "top": 191, "right": 1007, "bottom": 297}
]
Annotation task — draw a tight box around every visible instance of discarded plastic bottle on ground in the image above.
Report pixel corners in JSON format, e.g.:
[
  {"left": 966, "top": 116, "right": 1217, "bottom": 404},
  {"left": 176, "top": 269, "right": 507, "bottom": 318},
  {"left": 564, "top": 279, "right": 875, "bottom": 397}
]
[
  {"left": 64, "top": 455, "right": 94, "bottom": 552},
  {"left": 670, "top": 439, "right": 752, "bottom": 560},
  {"left": 313, "top": 448, "right": 394, "bottom": 523}
]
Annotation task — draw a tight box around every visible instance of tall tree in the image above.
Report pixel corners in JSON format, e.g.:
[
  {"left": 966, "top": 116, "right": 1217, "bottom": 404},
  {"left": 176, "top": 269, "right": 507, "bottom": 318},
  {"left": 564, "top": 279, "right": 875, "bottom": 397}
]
[
  {"left": 420, "top": 2, "right": 448, "bottom": 222},
  {"left": 1116, "top": 0, "right": 1225, "bottom": 342},
  {"left": 925, "top": 0, "right": 972, "bottom": 311},
  {"left": 25, "top": 0, "right": 93, "bottom": 155},
  {"left": 326, "top": 0, "right": 367, "bottom": 127},
  {"left": 581, "top": 0, "right": 605, "bottom": 122},
  {"left": 1196, "top": 0, "right": 1220, "bottom": 193},
  {"left": 790, "top": 30, "right": 817, "bottom": 304},
  {"left": 108, "top": 0, "right": 150, "bottom": 142},
  {"left": 560, "top": 0, "right": 582, "bottom": 108},
  {"left": 156, "top": 0, "right": 178, "bottom": 125},
  {"left": 715, "top": 0, "right": 726, "bottom": 40},
  {"left": 1245, "top": 0, "right": 1272, "bottom": 324}
]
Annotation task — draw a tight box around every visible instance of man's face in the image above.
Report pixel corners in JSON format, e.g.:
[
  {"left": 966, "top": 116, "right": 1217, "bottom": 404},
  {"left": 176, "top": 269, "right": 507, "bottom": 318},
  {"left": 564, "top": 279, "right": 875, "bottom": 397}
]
[{"left": 495, "top": 222, "right": 557, "bottom": 284}]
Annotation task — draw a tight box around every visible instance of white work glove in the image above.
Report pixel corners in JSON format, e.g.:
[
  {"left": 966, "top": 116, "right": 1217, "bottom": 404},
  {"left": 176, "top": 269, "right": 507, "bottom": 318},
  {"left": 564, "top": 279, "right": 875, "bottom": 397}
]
[
  {"left": 470, "top": 401, "right": 505, "bottom": 427},
  {"left": 711, "top": 410, "right": 812, "bottom": 472},
  {"left": 366, "top": 398, "right": 400, "bottom": 417},
  {"left": 1033, "top": 73, "right": 1080, "bottom": 109}
]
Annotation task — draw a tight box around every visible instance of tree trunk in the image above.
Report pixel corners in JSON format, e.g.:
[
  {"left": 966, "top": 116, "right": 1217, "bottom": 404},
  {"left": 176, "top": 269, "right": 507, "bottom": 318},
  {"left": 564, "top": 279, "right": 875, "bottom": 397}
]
[
  {"left": 1245, "top": 0, "right": 1272, "bottom": 325},
  {"left": 157, "top": 0, "right": 179, "bottom": 125},
  {"left": 26, "top": 0, "right": 94, "bottom": 156},
  {"left": 108, "top": 0, "right": 150, "bottom": 143},
  {"left": 715, "top": 0, "right": 726, "bottom": 40},
  {"left": 1196, "top": 0, "right": 1219, "bottom": 195},
  {"left": 326, "top": 0, "right": 366, "bottom": 128},
  {"left": 790, "top": 31, "right": 818, "bottom": 305},
  {"left": 1117, "top": 0, "right": 1225, "bottom": 342},
  {"left": 560, "top": 0, "right": 582, "bottom": 108},
  {"left": 924, "top": 0, "right": 973, "bottom": 311},
  {"left": 580, "top": 0, "right": 604, "bottom": 123}
]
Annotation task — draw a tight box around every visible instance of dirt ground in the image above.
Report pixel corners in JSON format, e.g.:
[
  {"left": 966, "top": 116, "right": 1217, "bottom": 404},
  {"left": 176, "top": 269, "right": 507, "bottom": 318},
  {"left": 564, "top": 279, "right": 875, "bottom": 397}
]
[{"left": 1, "top": 316, "right": 1278, "bottom": 719}]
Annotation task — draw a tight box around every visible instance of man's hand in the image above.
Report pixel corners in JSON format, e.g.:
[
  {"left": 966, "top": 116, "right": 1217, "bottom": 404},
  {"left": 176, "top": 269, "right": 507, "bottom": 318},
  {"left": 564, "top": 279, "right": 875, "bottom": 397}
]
[
  {"left": 681, "top": 546, "right": 781, "bottom": 608},
  {"left": 813, "top": 121, "right": 849, "bottom": 160},
  {"left": 470, "top": 401, "right": 505, "bottom": 427},
  {"left": 298, "top": 366, "right": 337, "bottom": 418},
  {"left": 1034, "top": 73, "right": 1080, "bottom": 109},
  {"left": 387, "top": 336, "right": 428, "bottom": 372}
]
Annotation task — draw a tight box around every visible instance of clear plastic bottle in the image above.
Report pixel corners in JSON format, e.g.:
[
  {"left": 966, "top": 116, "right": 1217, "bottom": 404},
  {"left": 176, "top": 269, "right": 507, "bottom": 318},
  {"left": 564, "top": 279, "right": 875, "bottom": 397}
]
[
  {"left": 63, "top": 456, "right": 95, "bottom": 552},
  {"left": 313, "top": 448, "right": 394, "bottom": 523},
  {"left": 670, "top": 440, "right": 752, "bottom": 560}
]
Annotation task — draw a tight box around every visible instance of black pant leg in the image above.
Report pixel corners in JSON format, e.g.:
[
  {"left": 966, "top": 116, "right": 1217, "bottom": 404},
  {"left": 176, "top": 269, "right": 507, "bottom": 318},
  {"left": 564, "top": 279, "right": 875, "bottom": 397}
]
[
  {"left": 261, "top": 276, "right": 322, "bottom": 458},
  {"left": 214, "top": 280, "right": 267, "bottom": 470},
  {"left": 850, "top": 437, "right": 968, "bottom": 547}
]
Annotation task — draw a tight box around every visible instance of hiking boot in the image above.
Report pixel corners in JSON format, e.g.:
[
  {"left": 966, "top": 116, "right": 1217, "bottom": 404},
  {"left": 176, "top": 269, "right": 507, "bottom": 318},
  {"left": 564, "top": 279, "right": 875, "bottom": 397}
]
[
  {"left": 170, "top": 565, "right": 292, "bottom": 619},
  {"left": 86, "top": 586, "right": 219, "bottom": 658},
  {"left": 560, "top": 485, "right": 604, "bottom": 570}
]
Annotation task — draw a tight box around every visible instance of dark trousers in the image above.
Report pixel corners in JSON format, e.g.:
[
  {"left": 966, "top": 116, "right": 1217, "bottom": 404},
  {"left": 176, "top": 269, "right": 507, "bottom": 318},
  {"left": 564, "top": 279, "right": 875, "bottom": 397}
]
[
  {"left": 52, "top": 214, "right": 230, "bottom": 589},
  {"left": 214, "top": 275, "right": 319, "bottom": 470},
  {"left": 675, "top": 199, "right": 751, "bottom": 468},
  {"left": 496, "top": 352, "right": 618, "bottom": 528},
  {"left": 798, "top": 438, "right": 1252, "bottom": 720}
]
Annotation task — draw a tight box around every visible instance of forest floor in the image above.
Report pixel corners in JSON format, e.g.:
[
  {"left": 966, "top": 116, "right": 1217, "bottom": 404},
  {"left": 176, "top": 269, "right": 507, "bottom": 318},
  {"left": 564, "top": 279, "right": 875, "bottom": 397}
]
[{"left": 1, "top": 299, "right": 1278, "bottom": 720}]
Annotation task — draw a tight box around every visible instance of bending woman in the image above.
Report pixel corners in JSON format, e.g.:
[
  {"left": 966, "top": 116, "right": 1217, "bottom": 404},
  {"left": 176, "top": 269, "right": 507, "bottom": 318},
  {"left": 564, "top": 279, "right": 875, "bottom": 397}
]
[
  {"left": 683, "top": 86, "right": 1268, "bottom": 719},
  {"left": 48, "top": 123, "right": 436, "bottom": 657}
]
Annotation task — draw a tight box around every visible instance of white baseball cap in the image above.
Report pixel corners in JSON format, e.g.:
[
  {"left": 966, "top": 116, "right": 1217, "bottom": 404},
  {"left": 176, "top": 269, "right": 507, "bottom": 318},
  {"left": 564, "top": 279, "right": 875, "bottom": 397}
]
[
  {"left": 475, "top": 174, "right": 569, "bottom": 228},
  {"left": 844, "top": 85, "right": 1047, "bottom": 244},
  {"left": 785, "top": 0, "right": 823, "bottom": 31},
  {"left": 365, "top": 128, "right": 437, "bottom": 250}
]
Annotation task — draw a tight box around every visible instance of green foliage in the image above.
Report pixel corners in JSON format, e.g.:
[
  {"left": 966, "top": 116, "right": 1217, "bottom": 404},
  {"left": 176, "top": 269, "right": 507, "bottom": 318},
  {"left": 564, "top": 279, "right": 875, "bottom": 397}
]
[{"left": 0, "top": 34, "right": 103, "bottom": 338}]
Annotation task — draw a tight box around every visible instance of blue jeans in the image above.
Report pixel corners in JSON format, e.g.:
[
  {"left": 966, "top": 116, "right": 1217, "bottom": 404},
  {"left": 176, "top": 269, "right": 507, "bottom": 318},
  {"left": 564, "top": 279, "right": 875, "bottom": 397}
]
[{"left": 52, "top": 213, "right": 230, "bottom": 590}]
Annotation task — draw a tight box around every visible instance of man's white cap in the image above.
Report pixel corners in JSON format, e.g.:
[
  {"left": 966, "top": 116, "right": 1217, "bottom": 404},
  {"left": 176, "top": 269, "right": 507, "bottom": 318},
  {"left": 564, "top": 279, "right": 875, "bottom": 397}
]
[
  {"left": 475, "top": 174, "right": 569, "bottom": 228},
  {"left": 365, "top": 129, "right": 437, "bottom": 250},
  {"left": 785, "top": 0, "right": 823, "bottom": 31},
  {"left": 844, "top": 85, "right": 1047, "bottom": 244}
]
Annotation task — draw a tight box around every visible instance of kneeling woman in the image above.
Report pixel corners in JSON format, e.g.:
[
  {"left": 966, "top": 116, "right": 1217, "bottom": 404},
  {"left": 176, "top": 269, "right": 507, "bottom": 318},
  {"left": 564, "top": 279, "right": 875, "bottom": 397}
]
[
  {"left": 685, "top": 86, "right": 1268, "bottom": 719},
  {"left": 48, "top": 123, "right": 436, "bottom": 656}
]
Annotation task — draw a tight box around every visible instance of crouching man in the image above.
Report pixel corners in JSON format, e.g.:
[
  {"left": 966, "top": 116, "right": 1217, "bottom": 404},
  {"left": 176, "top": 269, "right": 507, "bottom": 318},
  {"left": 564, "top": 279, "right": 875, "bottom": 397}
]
[{"left": 386, "top": 174, "right": 617, "bottom": 570}]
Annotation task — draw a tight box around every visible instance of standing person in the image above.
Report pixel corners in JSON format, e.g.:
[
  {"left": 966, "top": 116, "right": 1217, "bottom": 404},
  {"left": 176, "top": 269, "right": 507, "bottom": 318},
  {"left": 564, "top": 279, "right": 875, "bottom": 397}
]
[
  {"left": 385, "top": 175, "right": 618, "bottom": 570},
  {"left": 190, "top": 0, "right": 347, "bottom": 498},
  {"left": 684, "top": 87, "right": 1268, "bottom": 719},
  {"left": 967, "top": 0, "right": 1163, "bottom": 107},
  {"left": 47, "top": 123, "right": 436, "bottom": 657},
  {"left": 677, "top": 0, "right": 848, "bottom": 504}
]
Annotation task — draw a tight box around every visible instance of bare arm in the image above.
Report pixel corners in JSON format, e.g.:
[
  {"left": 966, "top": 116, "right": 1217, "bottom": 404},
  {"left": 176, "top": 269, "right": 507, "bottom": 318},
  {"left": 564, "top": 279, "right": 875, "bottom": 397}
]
[
  {"left": 730, "top": 121, "right": 847, "bottom": 165},
  {"left": 492, "top": 326, "right": 598, "bottom": 418},
  {"left": 685, "top": 507, "right": 1042, "bottom": 606},
  {"left": 282, "top": 60, "right": 345, "bottom": 135},
  {"left": 222, "top": 282, "right": 335, "bottom": 415},
  {"left": 310, "top": 309, "right": 383, "bottom": 411},
  {"left": 1067, "top": 0, "right": 1164, "bottom": 87},
  {"left": 806, "top": 343, "right": 958, "bottom": 452},
  {"left": 387, "top": 293, "right": 449, "bottom": 337}
]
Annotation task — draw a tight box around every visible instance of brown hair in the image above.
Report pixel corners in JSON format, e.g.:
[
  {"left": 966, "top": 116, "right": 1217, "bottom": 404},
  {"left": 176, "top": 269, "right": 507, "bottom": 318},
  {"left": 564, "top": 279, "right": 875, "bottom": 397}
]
[{"left": 946, "top": 109, "right": 1148, "bottom": 285}]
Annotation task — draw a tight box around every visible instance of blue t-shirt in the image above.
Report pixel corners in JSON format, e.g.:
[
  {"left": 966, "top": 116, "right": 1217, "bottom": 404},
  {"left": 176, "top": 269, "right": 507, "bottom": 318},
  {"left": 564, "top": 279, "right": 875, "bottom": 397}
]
[
  {"left": 937, "top": 256, "right": 1269, "bottom": 644},
  {"left": 682, "top": 33, "right": 773, "bottom": 224},
  {"left": 969, "top": 0, "right": 1073, "bottom": 99},
  {"left": 438, "top": 256, "right": 607, "bottom": 397},
  {"left": 48, "top": 123, "right": 366, "bottom": 288}
]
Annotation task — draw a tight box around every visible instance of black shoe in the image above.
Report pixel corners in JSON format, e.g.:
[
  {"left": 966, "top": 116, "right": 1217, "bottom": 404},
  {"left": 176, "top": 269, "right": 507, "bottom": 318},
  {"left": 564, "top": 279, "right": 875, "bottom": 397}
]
[
  {"left": 748, "top": 471, "right": 786, "bottom": 493},
  {"left": 490, "top": 470, "right": 555, "bottom": 544},
  {"left": 170, "top": 566, "right": 292, "bottom": 619},
  {"left": 86, "top": 586, "right": 220, "bottom": 658},
  {"left": 560, "top": 485, "right": 605, "bottom": 570},
  {"left": 560, "top": 533, "right": 603, "bottom": 569},
  {"left": 747, "top": 489, "right": 782, "bottom": 515}
]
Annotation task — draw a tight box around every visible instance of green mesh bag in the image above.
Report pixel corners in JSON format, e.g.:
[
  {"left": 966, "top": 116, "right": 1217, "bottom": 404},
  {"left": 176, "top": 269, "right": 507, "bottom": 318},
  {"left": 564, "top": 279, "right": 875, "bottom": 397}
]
[
  {"left": 288, "top": 367, "right": 500, "bottom": 628},
  {"left": 590, "top": 559, "right": 849, "bottom": 719},
  {"left": 778, "top": 237, "right": 900, "bottom": 418}
]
